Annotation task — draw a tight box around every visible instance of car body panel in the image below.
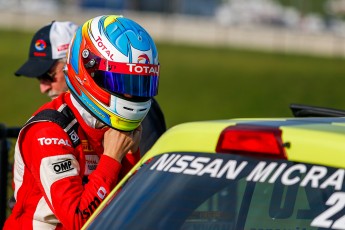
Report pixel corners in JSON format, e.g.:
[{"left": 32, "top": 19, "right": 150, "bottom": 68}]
[
  {"left": 82, "top": 117, "right": 345, "bottom": 229},
  {"left": 147, "top": 117, "right": 345, "bottom": 168}
]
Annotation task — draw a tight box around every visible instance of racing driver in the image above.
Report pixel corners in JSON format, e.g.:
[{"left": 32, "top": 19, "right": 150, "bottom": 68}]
[{"left": 4, "top": 15, "right": 160, "bottom": 229}]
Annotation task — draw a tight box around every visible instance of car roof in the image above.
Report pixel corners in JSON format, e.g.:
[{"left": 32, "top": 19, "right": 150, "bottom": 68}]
[
  {"left": 144, "top": 117, "right": 345, "bottom": 169},
  {"left": 82, "top": 116, "right": 345, "bottom": 229}
]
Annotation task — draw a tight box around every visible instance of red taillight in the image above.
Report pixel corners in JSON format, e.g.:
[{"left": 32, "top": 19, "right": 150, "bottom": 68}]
[{"left": 216, "top": 125, "right": 287, "bottom": 159}]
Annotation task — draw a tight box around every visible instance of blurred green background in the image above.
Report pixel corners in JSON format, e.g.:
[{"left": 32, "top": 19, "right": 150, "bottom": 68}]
[{"left": 1, "top": 28, "right": 345, "bottom": 130}]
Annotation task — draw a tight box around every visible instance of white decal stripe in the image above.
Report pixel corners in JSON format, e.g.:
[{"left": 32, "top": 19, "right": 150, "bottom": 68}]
[
  {"left": 64, "top": 118, "right": 78, "bottom": 132},
  {"left": 152, "top": 154, "right": 344, "bottom": 190},
  {"left": 57, "top": 103, "right": 67, "bottom": 112}
]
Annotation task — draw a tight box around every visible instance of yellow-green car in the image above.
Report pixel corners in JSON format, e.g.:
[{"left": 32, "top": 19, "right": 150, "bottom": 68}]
[{"left": 83, "top": 105, "right": 345, "bottom": 230}]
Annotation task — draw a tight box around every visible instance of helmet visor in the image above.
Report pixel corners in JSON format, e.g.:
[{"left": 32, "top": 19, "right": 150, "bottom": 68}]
[
  {"left": 82, "top": 49, "right": 159, "bottom": 97},
  {"left": 93, "top": 71, "right": 159, "bottom": 97}
]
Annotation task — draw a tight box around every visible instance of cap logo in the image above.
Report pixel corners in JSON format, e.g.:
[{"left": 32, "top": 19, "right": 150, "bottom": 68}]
[
  {"left": 35, "top": 39, "right": 47, "bottom": 51},
  {"left": 138, "top": 54, "right": 150, "bottom": 64},
  {"left": 57, "top": 43, "right": 69, "bottom": 52}
]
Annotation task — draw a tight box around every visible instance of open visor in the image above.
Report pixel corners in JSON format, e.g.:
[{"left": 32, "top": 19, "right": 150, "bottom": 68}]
[{"left": 82, "top": 49, "right": 159, "bottom": 97}]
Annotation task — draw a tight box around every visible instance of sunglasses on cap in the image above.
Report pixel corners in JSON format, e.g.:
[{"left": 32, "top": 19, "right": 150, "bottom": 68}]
[{"left": 37, "top": 70, "right": 56, "bottom": 82}]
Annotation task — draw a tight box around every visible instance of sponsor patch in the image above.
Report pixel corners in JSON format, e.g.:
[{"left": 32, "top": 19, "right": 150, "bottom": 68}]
[
  {"left": 68, "top": 129, "right": 80, "bottom": 146},
  {"left": 82, "top": 140, "right": 94, "bottom": 152},
  {"left": 76, "top": 187, "right": 106, "bottom": 220},
  {"left": 40, "top": 154, "right": 80, "bottom": 203},
  {"left": 37, "top": 137, "right": 71, "bottom": 147},
  {"left": 52, "top": 159, "right": 73, "bottom": 174},
  {"left": 84, "top": 155, "right": 99, "bottom": 175},
  {"left": 41, "top": 154, "right": 79, "bottom": 179}
]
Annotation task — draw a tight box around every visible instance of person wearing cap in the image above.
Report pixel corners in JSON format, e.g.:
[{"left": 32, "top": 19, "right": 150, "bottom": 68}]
[
  {"left": 15, "top": 21, "right": 78, "bottom": 100},
  {"left": 14, "top": 20, "right": 166, "bottom": 154},
  {"left": 4, "top": 15, "right": 162, "bottom": 229}
]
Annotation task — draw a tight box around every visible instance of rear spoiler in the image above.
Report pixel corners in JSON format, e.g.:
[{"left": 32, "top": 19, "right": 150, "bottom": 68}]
[{"left": 290, "top": 104, "right": 345, "bottom": 117}]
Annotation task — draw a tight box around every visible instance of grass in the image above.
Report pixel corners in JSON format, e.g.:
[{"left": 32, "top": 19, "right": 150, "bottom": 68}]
[
  {"left": 1, "top": 29, "right": 345, "bottom": 128},
  {"left": 1, "top": 29, "right": 47, "bottom": 127},
  {"left": 157, "top": 43, "right": 345, "bottom": 127}
]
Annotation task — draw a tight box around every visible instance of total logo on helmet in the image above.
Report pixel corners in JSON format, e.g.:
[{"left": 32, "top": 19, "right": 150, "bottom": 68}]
[{"left": 138, "top": 54, "right": 150, "bottom": 64}]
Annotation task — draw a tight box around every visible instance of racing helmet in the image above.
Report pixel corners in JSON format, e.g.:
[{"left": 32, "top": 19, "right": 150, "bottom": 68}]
[{"left": 65, "top": 15, "right": 159, "bottom": 131}]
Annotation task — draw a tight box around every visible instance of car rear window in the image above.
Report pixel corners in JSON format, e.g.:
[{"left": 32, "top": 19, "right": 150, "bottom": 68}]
[{"left": 88, "top": 152, "right": 345, "bottom": 230}]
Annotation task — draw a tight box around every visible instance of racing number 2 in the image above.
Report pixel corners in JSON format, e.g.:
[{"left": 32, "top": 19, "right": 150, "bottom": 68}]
[{"left": 311, "top": 192, "right": 345, "bottom": 229}]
